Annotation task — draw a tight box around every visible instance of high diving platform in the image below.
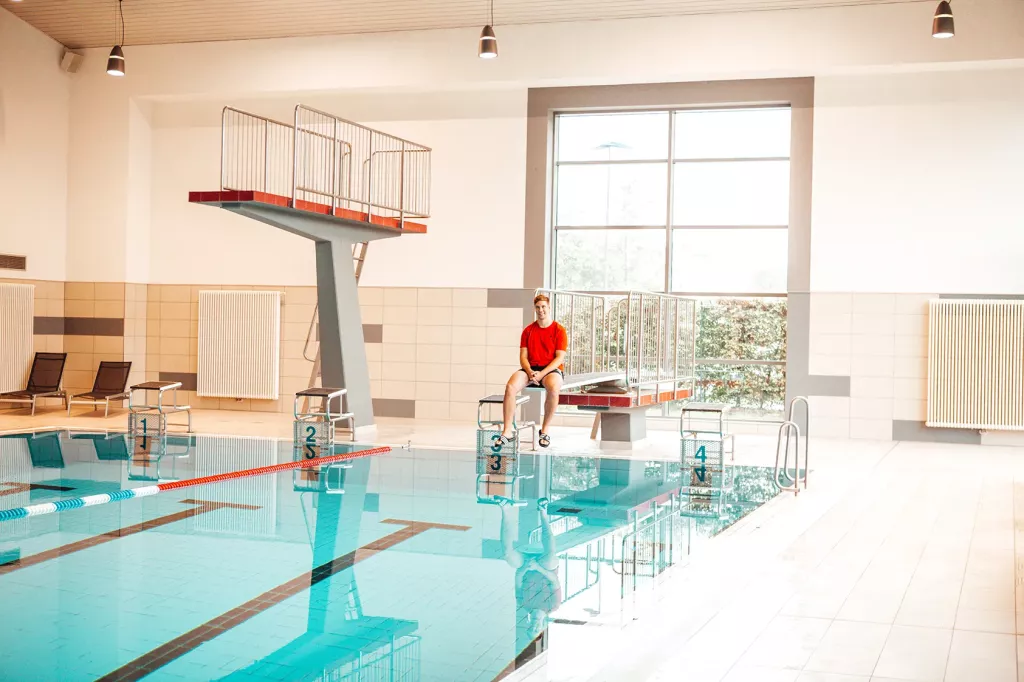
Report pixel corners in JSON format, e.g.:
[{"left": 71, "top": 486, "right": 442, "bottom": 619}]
[{"left": 188, "top": 105, "right": 431, "bottom": 433}]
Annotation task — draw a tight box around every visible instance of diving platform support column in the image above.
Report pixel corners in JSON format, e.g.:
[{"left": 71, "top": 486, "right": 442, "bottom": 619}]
[{"left": 316, "top": 237, "right": 373, "bottom": 431}]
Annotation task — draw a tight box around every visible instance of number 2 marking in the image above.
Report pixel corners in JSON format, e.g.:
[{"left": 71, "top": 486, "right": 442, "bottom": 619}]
[{"left": 304, "top": 425, "right": 316, "bottom": 458}]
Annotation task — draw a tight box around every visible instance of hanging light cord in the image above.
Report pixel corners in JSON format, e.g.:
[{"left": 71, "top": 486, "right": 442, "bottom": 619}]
[
  {"left": 489, "top": 0, "right": 494, "bottom": 26},
  {"left": 118, "top": 0, "right": 124, "bottom": 45}
]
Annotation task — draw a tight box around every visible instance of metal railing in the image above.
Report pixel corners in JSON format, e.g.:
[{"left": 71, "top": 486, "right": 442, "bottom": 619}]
[
  {"left": 774, "top": 395, "right": 809, "bottom": 495},
  {"left": 613, "top": 495, "right": 685, "bottom": 600},
  {"left": 536, "top": 289, "right": 697, "bottom": 399},
  {"left": 219, "top": 105, "right": 431, "bottom": 226}
]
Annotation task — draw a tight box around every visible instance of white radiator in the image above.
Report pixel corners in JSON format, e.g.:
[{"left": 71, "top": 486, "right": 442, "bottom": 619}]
[
  {"left": 0, "top": 283, "right": 34, "bottom": 393},
  {"left": 197, "top": 290, "right": 281, "bottom": 399},
  {"left": 927, "top": 299, "right": 1024, "bottom": 430}
]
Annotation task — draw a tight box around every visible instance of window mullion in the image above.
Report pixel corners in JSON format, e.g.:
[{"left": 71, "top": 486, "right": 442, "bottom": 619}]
[{"left": 664, "top": 112, "right": 676, "bottom": 295}]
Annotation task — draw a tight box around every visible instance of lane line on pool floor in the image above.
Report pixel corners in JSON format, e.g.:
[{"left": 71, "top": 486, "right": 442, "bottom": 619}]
[
  {"left": 0, "top": 499, "right": 261, "bottom": 576},
  {"left": 0, "top": 445, "right": 391, "bottom": 522},
  {"left": 0, "top": 482, "right": 75, "bottom": 498},
  {"left": 98, "top": 518, "right": 470, "bottom": 682}
]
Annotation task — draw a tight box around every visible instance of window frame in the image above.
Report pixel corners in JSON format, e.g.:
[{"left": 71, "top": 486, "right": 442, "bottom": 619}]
[{"left": 549, "top": 104, "right": 792, "bottom": 296}]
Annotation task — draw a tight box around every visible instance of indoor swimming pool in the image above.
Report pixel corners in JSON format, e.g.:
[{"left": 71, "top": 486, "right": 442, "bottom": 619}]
[{"left": 0, "top": 430, "right": 782, "bottom": 682}]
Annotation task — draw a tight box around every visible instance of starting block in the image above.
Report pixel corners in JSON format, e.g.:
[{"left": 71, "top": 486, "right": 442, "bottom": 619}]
[
  {"left": 477, "top": 394, "right": 536, "bottom": 452},
  {"left": 294, "top": 387, "right": 354, "bottom": 458},
  {"left": 127, "top": 381, "right": 192, "bottom": 436},
  {"left": 679, "top": 436, "right": 733, "bottom": 518}
]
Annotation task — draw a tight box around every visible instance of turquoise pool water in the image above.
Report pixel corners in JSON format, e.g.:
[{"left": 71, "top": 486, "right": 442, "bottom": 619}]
[{"left": 0, "top": 430, "right": 780, "bottom": 682}]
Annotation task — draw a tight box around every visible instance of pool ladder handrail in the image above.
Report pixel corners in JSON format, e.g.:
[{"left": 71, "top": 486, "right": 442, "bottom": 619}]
[{"left": 774, "top": 396, "right": 809, "bottom": 495}]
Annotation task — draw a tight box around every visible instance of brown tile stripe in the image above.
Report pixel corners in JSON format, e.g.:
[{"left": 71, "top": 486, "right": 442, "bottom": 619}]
[
  {"left": 33, "top": 317, "right": 65, "bottom": 335},
  {"left": 98, "top": 517, "right": 469, "bottom": 682},
  {"left": 0, "top": 499, "right": 260, "bottom": 576},
  {"left": 0, "top": 482, "right": 74, "bottom": 498},
  {"left": 63, "top": 317, "right": 125, "bottom": 337}
]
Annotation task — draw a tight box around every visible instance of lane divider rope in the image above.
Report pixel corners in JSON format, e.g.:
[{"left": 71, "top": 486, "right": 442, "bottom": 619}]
[{"left": 0, "top": 445, "right": 391, "bottom": 522}]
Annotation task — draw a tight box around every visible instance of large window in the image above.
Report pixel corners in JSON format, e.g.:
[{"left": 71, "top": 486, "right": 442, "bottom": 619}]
[{"left": 552, "top": 107, "right": 791, "bottom": 419}]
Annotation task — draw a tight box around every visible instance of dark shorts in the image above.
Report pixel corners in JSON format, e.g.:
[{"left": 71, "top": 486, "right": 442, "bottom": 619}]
[{"left": 517, "top": 366, "right": 563, "bottom": 387}]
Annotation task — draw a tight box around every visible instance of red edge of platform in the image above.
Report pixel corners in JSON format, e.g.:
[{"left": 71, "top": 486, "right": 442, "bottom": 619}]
[
  {"left": 557, "top": 388, "right": 692, "bottom": 409},
  {"left": 189, "top": 191, "right": 427, "bottom": 233}
]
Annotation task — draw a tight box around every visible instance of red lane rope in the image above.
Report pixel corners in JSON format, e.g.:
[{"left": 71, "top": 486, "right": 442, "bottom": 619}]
[{"left": 156, "top": 446, "right": 392, "bottom": 491}]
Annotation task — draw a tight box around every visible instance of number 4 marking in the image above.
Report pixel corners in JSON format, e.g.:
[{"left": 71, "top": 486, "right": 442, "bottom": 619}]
[{"left": 694, "top": 445, "right": 707, "bottom": 482}]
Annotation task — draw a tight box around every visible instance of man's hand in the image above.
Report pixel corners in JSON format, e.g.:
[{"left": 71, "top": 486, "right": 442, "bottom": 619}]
[{"left": 530, "top": 371, "right": 543, "bottom": 384}]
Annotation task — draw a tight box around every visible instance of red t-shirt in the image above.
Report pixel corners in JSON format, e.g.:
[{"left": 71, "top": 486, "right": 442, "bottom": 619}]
[{"left": 520, "top": 322, "right": 568, "bottom": 371}]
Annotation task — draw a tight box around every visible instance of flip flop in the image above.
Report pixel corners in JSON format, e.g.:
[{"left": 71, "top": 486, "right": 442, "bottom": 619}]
[
  {"left": 538, "top": 432, "right": 551, "bottom": 448},
  {"left": 491, "top": 433, "right": 515, "bottom": 452}
]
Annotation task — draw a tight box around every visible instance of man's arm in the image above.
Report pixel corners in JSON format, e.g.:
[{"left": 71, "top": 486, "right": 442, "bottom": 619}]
[{"left": 520, "top": 347, "right": 532, "bottom": 373}]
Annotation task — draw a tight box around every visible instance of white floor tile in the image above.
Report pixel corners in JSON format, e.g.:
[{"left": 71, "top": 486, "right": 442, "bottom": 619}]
[
  {"left": 804, "top": 621, "right": 891, "bottom": 677},
  {"left": 737, "top": 616, "right": 832, "bottom": 670},
  {"left": 953, "top": 607, "right": 1015, "bottom": 634},
  {"left": 943, "top": 630, "right": 1016, "bottom": 682},
  {"left": 721, "top": 665, "right": 801, "bottom": 682},
  {"left": 871, "top": 625, "right": 951, "bottom": 681}
]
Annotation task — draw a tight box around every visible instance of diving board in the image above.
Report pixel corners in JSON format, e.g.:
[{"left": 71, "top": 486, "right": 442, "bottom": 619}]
[{"left": 188, "top": 105, "right": 431, "bottom": 432}]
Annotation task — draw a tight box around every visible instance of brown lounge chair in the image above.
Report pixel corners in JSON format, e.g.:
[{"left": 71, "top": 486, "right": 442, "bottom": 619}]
[
  {"left": 0, "top": 352, "right": 68, "bottom": 416},
  {"left": 67, "top": 361, "right": 133, "bottom": 417}
]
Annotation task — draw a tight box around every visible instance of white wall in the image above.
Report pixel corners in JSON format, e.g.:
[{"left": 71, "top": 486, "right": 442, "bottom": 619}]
[
  {"left": 811, "top": 68, "right": 1024, "bottom": 294},
  {"left": 125, "top": 100, "right": 152, "bottom": 283},
  {"left": 147, "top": 91, "right": 527, "bottom": 287},
  {"left": 0, "top": 9, "right": 69, "bottom": 282}
]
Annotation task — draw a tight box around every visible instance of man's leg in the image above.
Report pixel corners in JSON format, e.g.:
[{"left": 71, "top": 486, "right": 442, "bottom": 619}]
[
  {"left": 540, "top": 372, "right": 562, "bottom": 435},
  {"left": 501, "top": 370, "right": 530, "bottom": 439}
]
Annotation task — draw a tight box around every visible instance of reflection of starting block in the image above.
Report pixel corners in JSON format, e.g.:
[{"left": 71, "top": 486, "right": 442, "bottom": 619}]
[
  {"left": 292, "top": 462, "right": 351, "bottom": 494},
  {"left": 476, "top": 450, "right": 532, "bottom": 505},
  {"left": 127, "top": 434, "right": 192, "bottom": 482},
  {"left": 679, "top": 436, "right": 733, "bottom": 518}
]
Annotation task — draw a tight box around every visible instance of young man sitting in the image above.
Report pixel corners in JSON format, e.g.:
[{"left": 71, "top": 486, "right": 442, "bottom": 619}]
[{"left": 493, "top": 294, "right": 567, "bottom": 450}]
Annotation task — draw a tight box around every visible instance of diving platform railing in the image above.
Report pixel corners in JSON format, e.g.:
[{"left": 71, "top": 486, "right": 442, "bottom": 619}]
[
  {"left": 536, "top": 288, "right": 698, "bottom": 407},
  {"left": 219, "top": 105, "right": 431, "bottom": 228}
]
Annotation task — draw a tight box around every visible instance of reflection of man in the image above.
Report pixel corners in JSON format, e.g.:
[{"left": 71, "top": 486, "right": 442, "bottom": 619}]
[
  {"left": 497, "top": 496, "right": 561, "bottom": 642},
  {"left": 493, "top": 295, "right": 567, "bottom": 451}
]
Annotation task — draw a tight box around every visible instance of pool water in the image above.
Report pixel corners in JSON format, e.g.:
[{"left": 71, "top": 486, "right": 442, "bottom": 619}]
[{"left": 0, "top": 430, "right": 781, "bottom": 682}]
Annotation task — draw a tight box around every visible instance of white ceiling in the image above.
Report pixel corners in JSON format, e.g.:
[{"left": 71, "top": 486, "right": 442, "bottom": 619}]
[{"left": 7, "top": 0, "right": 923, "bottom": 49}]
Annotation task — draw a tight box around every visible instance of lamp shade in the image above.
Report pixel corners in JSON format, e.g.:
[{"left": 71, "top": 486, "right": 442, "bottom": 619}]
[
  {"left": 478, "top": 25, "right": 498, "bottom": 59},
  {"left": 932, "top": 1, "right": 954, "bottom": 38},
  {"left": 106, "top": 45, "right": 125, "bottom": 76}
]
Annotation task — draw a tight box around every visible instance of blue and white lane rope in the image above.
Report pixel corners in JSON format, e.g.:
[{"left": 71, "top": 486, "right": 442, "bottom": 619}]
[{"left": 0, "top": 445, "right": 391, "bottom": 523}]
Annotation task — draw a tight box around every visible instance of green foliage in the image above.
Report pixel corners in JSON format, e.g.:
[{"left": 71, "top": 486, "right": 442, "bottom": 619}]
[{"left": 694, "top": 298, "right": 787, "bottom": 412}]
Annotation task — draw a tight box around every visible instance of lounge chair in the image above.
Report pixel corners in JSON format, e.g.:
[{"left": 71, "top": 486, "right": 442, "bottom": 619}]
[
  {"left": 67, "top": 361, "right": 132, "bottom": 417},
  {"left": 0, "top": 352, "right": 68, "bottom": 416}
]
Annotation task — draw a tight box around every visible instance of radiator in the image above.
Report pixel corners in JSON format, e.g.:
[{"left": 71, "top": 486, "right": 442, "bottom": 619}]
[
  {"left": 927, "top": 299, "right": 1024, "bottom": 430},
  {"left": 0, "top": 283, "right": 34, "bottom": 393},
  {"left": 197, "top": 290, "right": 281, "bottom": 399}
]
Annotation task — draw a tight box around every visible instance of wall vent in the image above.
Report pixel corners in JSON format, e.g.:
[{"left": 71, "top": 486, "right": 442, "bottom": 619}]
[{"left": 0, "top": 255, "right": 27, "bottom": 271}]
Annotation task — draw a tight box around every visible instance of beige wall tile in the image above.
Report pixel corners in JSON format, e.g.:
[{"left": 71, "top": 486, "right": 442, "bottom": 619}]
[
  {"left": 416, "top": 344, "right": 452, "bottom": 364},
  {"left": 146, "top": 354, "right": 159, "bottom": 372},
  {"left": 285, "top": 286, "right": 317, "bottom": 306},
  {"left": 486, "top": 346, "right": 518, "bottom": 366},
  {"left": 452, "top": 289, "right": 487, "bottom": 308},
  {"left": 849, "top": 418, "right": 892, "bottom": 440},
  {"left": 415, "top": 400, "right": 450, "bottom": 420},
  {"left": 33, "top": 336, "right": 46, "bottom": 353},
  {"left": 451, "top": 382, "right": 486, "bottom": 402},
  {"left": 66, "top": 353, "right": 93, "bottom": 372},
  {"left": 416, "top": 363, "right": 451, "bottom": 383},
  {"left": 189, "top": 320, "right": 199, "bottom": 338},
  {"left": 46, "top": 299, "right": 64, "bottom": 317},
  {"left": 486, "top": 327, "right": 519, "bottom": 347},
  {"left": 382, "top": 362, "right": 417, "bottom": 381},
  {"left": 361, "top": 306, "right": 383, "bottom": 325},
  {"left": 416, "top": 326, "right": 452, "bottom": 345},
  {"left": 450, "top": 402, "right": 481, "bottom": 422},
  {"left": 895, "top": 315, "right": 928, "bottom": 337},
  {"left": 383, "top": 288, "right": 417, "bottom": 307},
  {"left": 453, "top": 365, "right": 486, "bottom": 383},
  {"left": 160, "top": 355, "right": 189, "bottom": 373},
  {"left": 64, "top": 335, "right": 94, "bottom": 353},
  {"left": 851, "top": 377, "right": 895, "bottom": 399},
  {"left": 418, "top": 289, "right": 452, "bottom": 307},
  {"left": 282, "top": 322, "right": 308, "bottom": 342},
  {"left": 459, "top": 346, "right": 488, "bottom": 365},
  {"left": 809, "top": 416, "right": 850, "bottom": 439},
  {"left": 894, "top": 399, "right": 927, "bottom": 421},
  {"left": 63, "top": 369, "right": 93, "bottom": 391},
  {"left": 134, "top": 302, "right": 147, "bottom": 320},
  {"left": 894, "top": 356, "right": 927, "bottom": 379},
  {"left": 251, "top": 398, "right": 284, "bottom": 413},
  {"left": 382, "top": 343, "right": 417, "bottom": 363},
  {"left": 486, "top": 365, "right": 513, "bottom": 384},
  {"left": 365, "top": 344, "right": 382, "bottom": 362},
  {"left": 487, "top": 308, "right": 524, "bottom": 327},
  {"left": 94, "top": 336, "right": 124, "bottom": 355},
  {"left": 381, "top": 380, "right": 416, "bottom": 400},
  {"left": 809, "top": 333, "right": 851, "bottom": 357},
  {"left": 41, "top": 281, "right": 64, "bottom": 300},
  {"left": 895, "top": 294, "right": 935, "bottom": 315},
  {"left": 852, "top": 294, "right": 896, "bottom": 315},
  {"left": 65, "top": 282, "right": 95, "bottom": 301},
  {"left": 161, "top": 285, "right": 191, "bottom": 303},
  {"left": 383, "top": 306, "right": 417, "bottom": 325},
  {"left": 160, "top": 337, "right": 189, "bottom": 356},
  {"left": 895, "top": 336, "right": 927, "bottom": 358},
  {"left": 188, "top": 355, "right": 197, "bottom": 372},
  {"left": 147, "top": 302, "right": 160, "bottom": 320},
  {"left": 160, "top": 320, "right": 190, "bottom": 338},
  {"left": 851, "top": 313, "right": 895, "bottom": 336},
  {"left": 850, "top": 354, "right": 894, "bottom": 378},
  {"left": 124, "top": 319, "right": 136, "bottom": 337},
  {"left": 809, "top": 313, "right": 851, "bottom": 336},
  {"left": 452, "top": 308, "right": 485, "bottom": 326},
  {"left": 65, "top": 300, "right": 95, "bottom": 317},
  {"left": 850, "top": 334, "right": 895, "bottom": 357},
  {"left": 281, "top": 358, "right": 314, "bottom": 379},
  {"left": 894, "top": 377, "right": 927, "bottom": 401},
  {"left": 382, "top": 325, "right": 416, "bottom": 344},
  {"left": 452, "top": 326, "right": 487, "bottom": 346},
  {"left": 418, "top": 307, "right": 453, "bottom": 326},
  {"left": 850, "top": 397, "right": 893, "bottom": 420},
  {"left": 94, "top": 282, "right": 125, "bottom": 301},
  {"left": 95, "top": 300, "right": 125, "bottom": 318},
  {"left": 807, "top": 396, "right": 850, "bottom": 419},
  {"left": 160, "top": 302, "right": 190, "bottom": 321},
  {"left": 367, "top": 361, "right": 382, "bottom": 381},
  {"left": 47, "top": 335, "right": 64, "bottom": 352},
  {"left": 810, "top": 293, "right": 853, "bottom": 316},
  {"left": 219, "top": 398, "right": 251, "bottom": 411},
  {"left": 281, "top": 340, "right": 308, "bottom": 361},
  {"left": 357, "top": 287, "right": 384, "bottom": 307},
  {"left": 284, "top": 303, "right": 315, "bottom": 325},
  {"left": 415, "top": 382, "right": 449, "bottom": 401}
]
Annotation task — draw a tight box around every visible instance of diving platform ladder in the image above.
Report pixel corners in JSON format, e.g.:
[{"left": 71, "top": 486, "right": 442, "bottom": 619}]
[{"left": 188, "top": 105, "right": 431, "bottom": 432}]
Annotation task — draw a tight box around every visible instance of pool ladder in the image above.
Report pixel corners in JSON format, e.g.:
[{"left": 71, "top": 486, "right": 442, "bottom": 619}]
[{"left": 774, "top": 396, "right": 809, "bottom": 496}]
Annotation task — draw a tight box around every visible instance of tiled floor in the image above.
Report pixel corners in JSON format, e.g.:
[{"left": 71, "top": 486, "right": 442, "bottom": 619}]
[{"left": 5, "top": 406, "right": 1024, "bottom": 681}]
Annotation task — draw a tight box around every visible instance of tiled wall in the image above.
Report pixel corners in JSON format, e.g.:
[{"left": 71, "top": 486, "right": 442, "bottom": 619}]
[{"left": 806, "top": 293, "right": 932, "bottom": 440}]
